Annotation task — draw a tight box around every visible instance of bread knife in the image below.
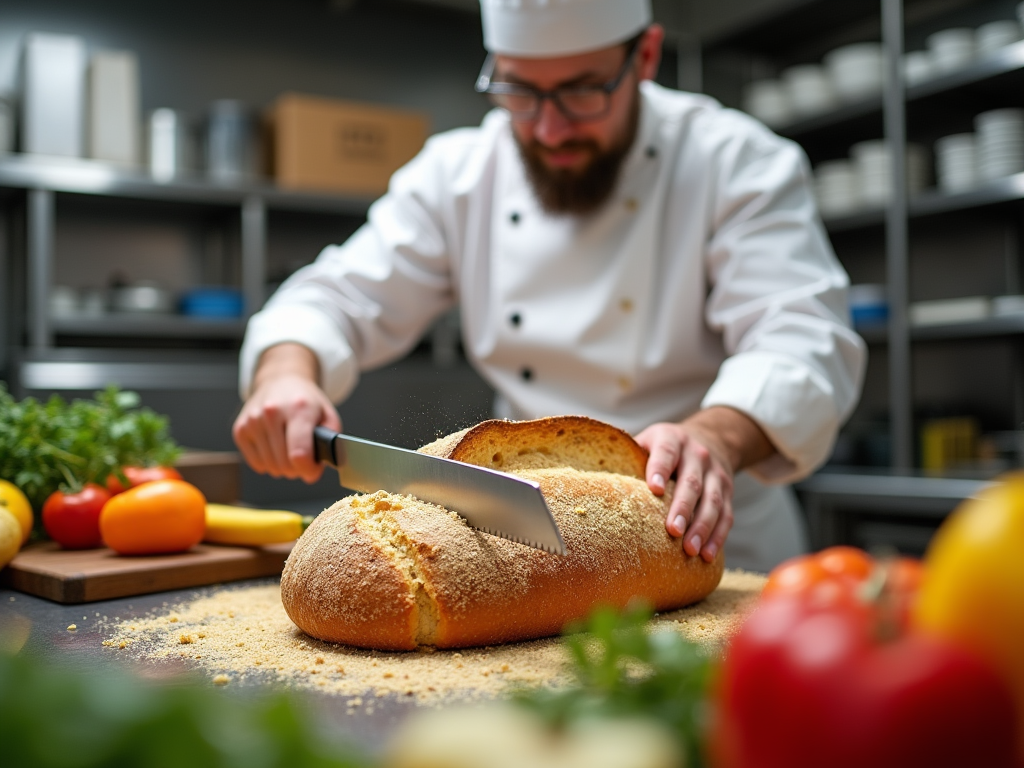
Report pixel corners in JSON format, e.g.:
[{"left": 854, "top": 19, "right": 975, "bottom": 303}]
[{"left": 313, "top": 426, "right": 566, "bottom": 555}]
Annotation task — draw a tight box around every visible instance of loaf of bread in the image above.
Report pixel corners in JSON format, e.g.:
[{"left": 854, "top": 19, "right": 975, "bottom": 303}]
[{"left": 281, "top": 416, "right": 724, "bottom": 650}]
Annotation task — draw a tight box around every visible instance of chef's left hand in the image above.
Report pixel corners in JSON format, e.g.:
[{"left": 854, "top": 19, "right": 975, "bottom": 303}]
[{"left": 635, "top": 406, "right": 774, "bottom": 563}]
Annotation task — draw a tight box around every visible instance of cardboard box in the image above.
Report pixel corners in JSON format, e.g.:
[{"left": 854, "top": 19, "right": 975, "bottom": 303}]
[
  {"left": 175, "top": 450, "right": 241, "bottom": 504},
  {"left": 267, "top": 93, "right": 429, "bottom": 196}
]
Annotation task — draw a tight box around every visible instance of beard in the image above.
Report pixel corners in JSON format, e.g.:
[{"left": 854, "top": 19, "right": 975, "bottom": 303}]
[{"left": 515, "top": 91, "right": 640, "bottom": 217}]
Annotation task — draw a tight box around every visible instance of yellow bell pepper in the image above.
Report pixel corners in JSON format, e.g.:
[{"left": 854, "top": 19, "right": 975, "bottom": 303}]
[
  {"left": 915, "top": 472, "right": 1024, "bottom": 757},
  {"left": 204, "top": 504, "right": 307, "bottom": 546}
]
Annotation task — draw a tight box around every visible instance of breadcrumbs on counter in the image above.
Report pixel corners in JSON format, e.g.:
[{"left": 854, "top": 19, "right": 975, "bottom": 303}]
[{"left": 102, "top": 570, "right": 764, "bottom": 705}]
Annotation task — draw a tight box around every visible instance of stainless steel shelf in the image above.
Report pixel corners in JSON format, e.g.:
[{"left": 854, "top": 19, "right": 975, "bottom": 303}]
[
  {"left": 910, "top": 173, "right": 1024, "bottom": 217},
  {"left": 795, "top": 469, "right": 993, "bottom": 547},
  {"left": 0, "top": 154, "right": 375, "bottom": 215},
  {"left": 906, "top": 40, "right": 1024, "bottom": 102},
  {"left": 857, "top": 313, "right": 1024, "bottom": 344},
  {"left": 770, "top": 41, "right": 1024, "bottom": 141},
  {"left": 51, "top": 315, "right": 247, "bottom": 340},
  {"left": 777, "top": 97, "right": 882, "bottom": 141},
  {"left": 14, "top": 348, "right": 240, "bottom": 392},
  {"left": 797, "top": 469, "right": 992, "bottom": 504},
  {"left": 823, "top": 173, "right": 1024, "bottom": 233}
]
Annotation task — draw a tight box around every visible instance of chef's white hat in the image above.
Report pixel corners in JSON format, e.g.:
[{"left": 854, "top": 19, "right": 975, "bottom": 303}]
[{"left": 480, "top": 0, "right": 652, "bottom": 58}]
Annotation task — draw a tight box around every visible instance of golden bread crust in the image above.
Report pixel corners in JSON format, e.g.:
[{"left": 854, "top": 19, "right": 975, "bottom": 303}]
[
  {"left": 419, "top": 415, "right": 649, "bottom": 478},
  {"left": 281, "top": 416, "right": 722, "bottom": 649}
]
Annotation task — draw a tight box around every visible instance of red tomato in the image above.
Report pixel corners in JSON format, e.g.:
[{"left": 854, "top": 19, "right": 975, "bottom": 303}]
[
  {"left": 42, "top": 484, "right": 112, "bottom": 549},
  {"left": 106, "top": 466, "right": 182, "bottom": 495},
  {"left": 763, "top": 547, "right": 921, "bottom": 604},
  {"left": 816, "top": 545, "right": 874, "bottom": 580},
  {"left": 711, "top": 594, "right": 1019, "bottom": 768},
  {"left": 762, "top": 547, "right": 872, "bottom": 600}
]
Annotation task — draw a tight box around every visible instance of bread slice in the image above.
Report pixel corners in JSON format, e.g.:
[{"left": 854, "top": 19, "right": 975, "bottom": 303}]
[
  {"left": 419, "top": 415, "right": 649, "bottom": 478},
  {"left": 281, "top": 416, "right": 723, "bottom": 650}
]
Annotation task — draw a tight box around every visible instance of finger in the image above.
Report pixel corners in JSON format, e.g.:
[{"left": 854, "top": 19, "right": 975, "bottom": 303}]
[
  {"left": 702, "top": 497, "right": 733, "bottom": 563},
  {"left": 259, "top": 403, "right": 294, "bottom": 478},
  {"left": 233, "top": 412, "right": 269, "bottom": 475},
  {"left": 682, "top": 472, "right": 726, "bottom": 557},
  {"left": 667, "top": 444, "right": 709, "bottom": 537},
  {"left": 320, "top": 403, "right": 342, "bottom": 433},
  {"left": 286, "top": 404, "right": 326, "bottom": 484},
  {"left": 643, "top": 431, "right": 683, "bottom": 497}
]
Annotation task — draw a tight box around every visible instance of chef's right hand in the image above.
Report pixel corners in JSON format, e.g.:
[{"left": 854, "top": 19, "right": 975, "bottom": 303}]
[{"left": 232, "top": 343, "right": 340, "bottom": 484}]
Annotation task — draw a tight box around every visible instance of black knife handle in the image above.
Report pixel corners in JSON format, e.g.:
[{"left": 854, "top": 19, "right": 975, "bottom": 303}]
[{"left": 313, "top": 425, "right": 338, "bottom": 466}]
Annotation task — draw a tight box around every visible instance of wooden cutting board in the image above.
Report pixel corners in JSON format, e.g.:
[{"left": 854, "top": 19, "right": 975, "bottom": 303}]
[{"left": 1, "top": 541, "right": 294, "bottom": 604}]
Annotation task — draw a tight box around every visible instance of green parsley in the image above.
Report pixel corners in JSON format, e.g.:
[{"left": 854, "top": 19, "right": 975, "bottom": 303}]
[
  {"left": 0, "top": 384, "right": 181, "bottom": 511},
  {"left": 514, "top": 603, "right": 714, "bottom": 768}
]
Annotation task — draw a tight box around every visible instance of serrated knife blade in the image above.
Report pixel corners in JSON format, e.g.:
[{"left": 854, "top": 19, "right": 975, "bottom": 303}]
[{"left": 313, "top": 426, "right": 566, "bottom": 555}]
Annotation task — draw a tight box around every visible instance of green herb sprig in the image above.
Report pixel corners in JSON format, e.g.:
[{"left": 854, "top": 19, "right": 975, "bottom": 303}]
[
  {"left": 0, "top": 384, "right": 181, "bottom": 511},
  {"left": 0, "top": 651, "right": 370, "bottom": 768},
  {"left": 515, "top": 603, "right": 714, "bottom": 768}
]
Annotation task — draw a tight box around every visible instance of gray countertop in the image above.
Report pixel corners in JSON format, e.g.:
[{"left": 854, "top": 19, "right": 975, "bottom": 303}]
[{"left": 0, "top": 578, "right": 422, "bottom": 756}]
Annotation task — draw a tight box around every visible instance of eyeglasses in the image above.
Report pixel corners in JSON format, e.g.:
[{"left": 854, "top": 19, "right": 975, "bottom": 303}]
[{"left": 474, "top": 37, "right": 641, "bottom": 123}]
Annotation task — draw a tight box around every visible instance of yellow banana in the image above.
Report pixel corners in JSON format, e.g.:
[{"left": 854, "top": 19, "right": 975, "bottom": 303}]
[{"left": 204, "top": 504, "right": 308, "bottom": 546}]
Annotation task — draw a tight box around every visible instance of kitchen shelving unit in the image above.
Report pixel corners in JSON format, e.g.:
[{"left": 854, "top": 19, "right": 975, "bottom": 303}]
[
  {"left": 701, "top": 0, "right": 1024, "bottom": 553},
  {"left": 0, "top": 153, "right": 374, "bottom": 391}
]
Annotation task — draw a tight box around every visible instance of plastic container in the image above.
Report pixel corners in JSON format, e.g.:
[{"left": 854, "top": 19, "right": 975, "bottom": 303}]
[{"left": 179, "top": 288, "right": 244, "bottom": 318}]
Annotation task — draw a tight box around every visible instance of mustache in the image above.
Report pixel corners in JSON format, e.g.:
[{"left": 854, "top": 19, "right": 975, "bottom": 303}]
[{"left": 525, "top": 139, "right": 601, "bottom": 165}]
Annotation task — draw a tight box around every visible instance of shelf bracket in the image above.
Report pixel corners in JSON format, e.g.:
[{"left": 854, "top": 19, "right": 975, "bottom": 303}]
[
  {"left": 27, "top": 188, "right": 55, "bottom": 351},
  {"left": 882, "top": 0, "right": 913, "bottom": 470},
  {"left": 241, "top": 194, "right": 266, "bottom": 321}
]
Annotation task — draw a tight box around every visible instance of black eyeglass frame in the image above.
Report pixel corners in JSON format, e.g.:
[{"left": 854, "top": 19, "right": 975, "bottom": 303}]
[{"left": 474, "top": 36, "right": 643, "bottom": 123}]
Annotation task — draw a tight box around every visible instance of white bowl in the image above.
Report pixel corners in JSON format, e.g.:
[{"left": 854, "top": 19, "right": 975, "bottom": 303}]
[
  {"left": 782, "top": 64, "right": 837, "bottom": 117},
  {"left": 976, "top": 108, "right": 1024, "bottom": 130},
  {"left": 851, "top": 141, "right": 929, "bottom": 203},
  {"left": 742, "top": 79, "right": 792, "bottom": 127},
  {"left": 814, "top": 159, "right": 860, "bottom": 215},
  {"left": 824, "top": 43, "right": 884, "bottom": 100},
  {"left": 976, "top": 20, "right": 1022, "bottom": 56},
  {"left": 927, "top": 28, "right": 976, "bottom": 72},
  {"left": 935, "top": 133, "right": 978, "bottom": 192},
  {"left": 111, "top": 282, "right": 174, "bottom": 314},
  {"left": 904, "top": 51, "right": 934, "bottom": 85},
  {"left": 49, "top": 286, "right": 79, "bottom": 319}
]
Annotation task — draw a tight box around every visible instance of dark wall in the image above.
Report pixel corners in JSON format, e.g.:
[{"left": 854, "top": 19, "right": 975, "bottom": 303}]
[{"left": 0, "top": 0, "right": 492, "bottom": 135}]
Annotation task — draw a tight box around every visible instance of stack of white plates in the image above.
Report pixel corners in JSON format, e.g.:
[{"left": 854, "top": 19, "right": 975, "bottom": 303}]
[
  {"left": 927, "top": 28, "right": 976, "bottom": 72},
  {"left": 993, "top": 294, "right": 1024, "bottom": 317},
  {"left": 824, "top": 43, "right": 884, "bottom": 101},
  {"left": 851, "top": 140, "right": 929, "bottom": 206},
  {"left": 935, "top": 133, "right": 978, "bottom": 192},
  {"left": 975, "top": 109, "right": 1024, "bottom": 181},
  {"left": 903, "top": 51, "right": 935, "bottom": 85},
  {"left": 975, "top": 20, "right": 1022, "bottom": 56},
  {"left": 782, "top": 64, "right": 836, "bottom": 118},
  {"left": 814, "top": 160, "right": 859, "bottom": 216},
  {"left": 742, "top": 79, "right": 792, "bottom": 128}
]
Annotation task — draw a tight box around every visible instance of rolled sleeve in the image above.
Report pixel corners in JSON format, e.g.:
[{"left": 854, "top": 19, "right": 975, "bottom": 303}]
[
  {"left": 703, "top": 351, "right": 841, "bottom": 483},
  {"left": 239, "top": 304, "right": 359, "bottom": 403},
  {"left": 701, "top": 110, "right": 867, "bottom": 483},
  {"left": 237, "top": 131, "right": 465, "bottom": 404}
]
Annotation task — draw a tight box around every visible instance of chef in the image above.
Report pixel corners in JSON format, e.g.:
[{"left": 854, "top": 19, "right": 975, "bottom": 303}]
[{"left": 233, "top": 0, "right": 866, "bottom": 572}]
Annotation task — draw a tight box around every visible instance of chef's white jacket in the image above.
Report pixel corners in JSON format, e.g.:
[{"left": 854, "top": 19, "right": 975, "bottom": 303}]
[{"left": 240, "top": 81, "right": 867, "bottom": 572}]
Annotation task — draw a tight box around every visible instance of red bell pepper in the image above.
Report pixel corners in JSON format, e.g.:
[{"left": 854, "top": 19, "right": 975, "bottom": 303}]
[{"left": 712, "top": 592, "right": 1019, "bottom": 768}]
